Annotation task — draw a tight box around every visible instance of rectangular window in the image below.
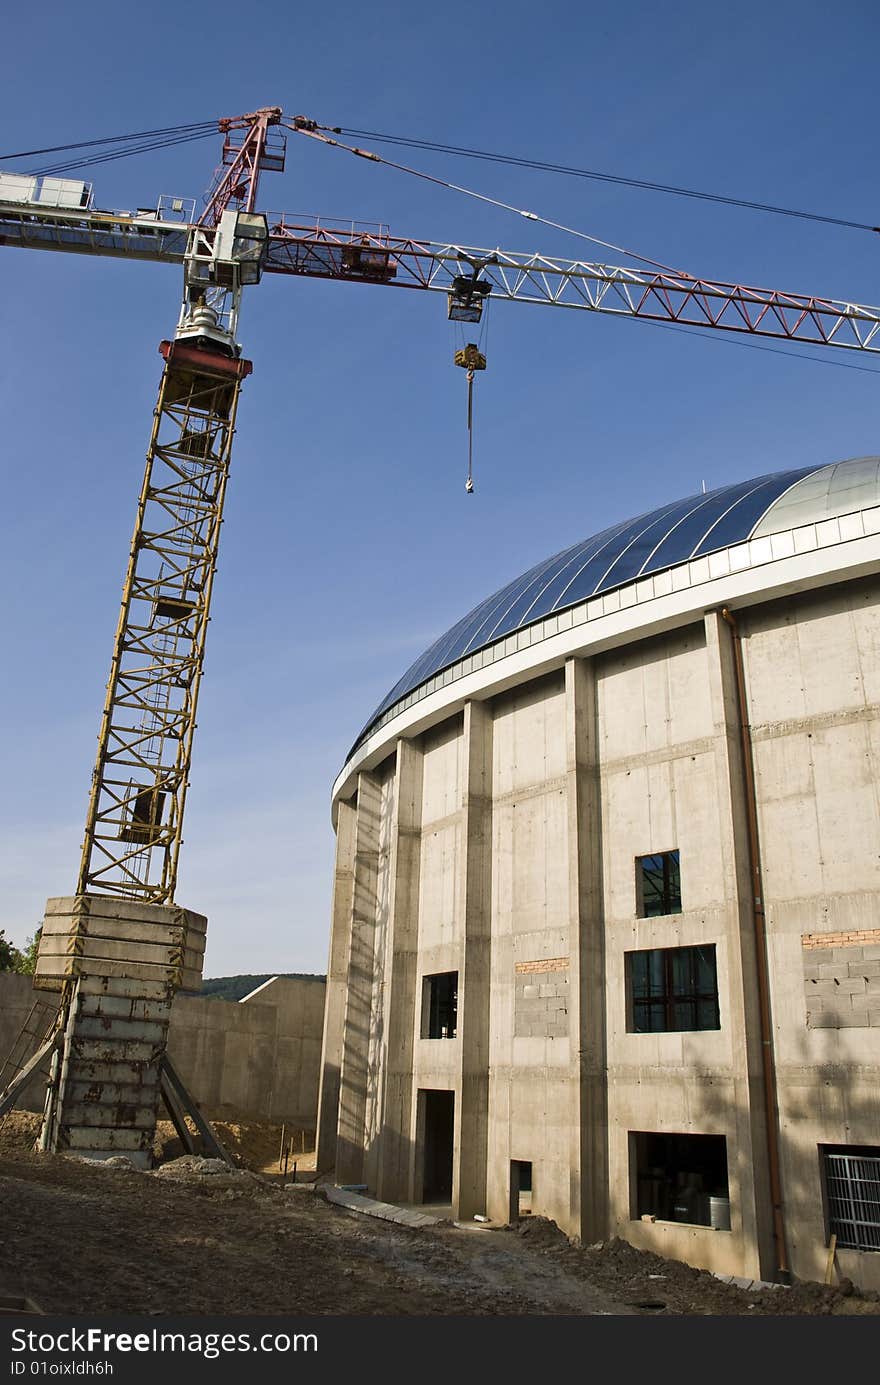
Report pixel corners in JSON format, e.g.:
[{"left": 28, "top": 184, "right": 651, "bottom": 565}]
[
  {"left": 822, "top": 1147, "right": 880, "bottom": 1252},
  {"left": 422, "top": 972, "right": 458, "bottom": 1039},
  {"left": 631, "top": 1131, "right": 730, "bottom": 1229},
  {"left": 627, "top": 945, "right": 719, "bottom": 1033},
  {"left": 637, "top": 850, "right": 681, "bottom": 917}
]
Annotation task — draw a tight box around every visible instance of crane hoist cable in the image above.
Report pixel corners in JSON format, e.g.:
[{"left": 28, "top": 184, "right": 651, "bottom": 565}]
[
  {"left": 0, "top": 119, "right": 218, "bottom": 163},
  {"left": 334, "top": 125, "right": 880, "bottom": 236},
  {"left": 292, "top": 124, "right": 880, "bottom": 384},
  {"left": 28, "top": 129, "right": 218, "bottom": 179},
  {"left": 289, "top": 123, "right": 689, "bottom": 276},
  {"left": 454, "top": 343, "right": 486, "bottom": 493}
]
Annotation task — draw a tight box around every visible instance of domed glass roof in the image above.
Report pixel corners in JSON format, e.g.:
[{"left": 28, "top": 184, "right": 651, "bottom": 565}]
[{"left": 358, "top": 457, "right": 880, "bottom": 746}]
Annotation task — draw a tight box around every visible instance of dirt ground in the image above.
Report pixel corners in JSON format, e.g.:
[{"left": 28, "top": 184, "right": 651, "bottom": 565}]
[{"left": 1, "top": 1112, "right": 878, "bottom": 1317}]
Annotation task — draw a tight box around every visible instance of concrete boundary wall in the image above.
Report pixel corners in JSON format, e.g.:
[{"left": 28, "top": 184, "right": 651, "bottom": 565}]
[{"left": 0, "top": 972, "right": 326, "bottom": 1128}]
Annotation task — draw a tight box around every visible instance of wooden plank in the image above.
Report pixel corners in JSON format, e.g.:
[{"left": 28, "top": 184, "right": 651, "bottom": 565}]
[
  {"left": 161, "top": 1056, "right": 235, "bottom": 1168},
  {"left": 0, "top": 1033, "right": 61, "bottom": 1119},
  {"left": 824, "top": 1233, "right": 837, "bottom": 1284},
  {"left": 160, "top": 1073, "right": 199, "bottom": 1156}
]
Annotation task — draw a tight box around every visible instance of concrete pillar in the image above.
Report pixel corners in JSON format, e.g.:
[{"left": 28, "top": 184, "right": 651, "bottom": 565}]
[
  {"left": 315, "top": 796, "right": 357, "bottom": 1173},
  {"left": 334, "top": 770, "right": 381, "bottom": 1185},
  {"left": 455, "top": 700, "right": 493, "bottom": 1220},
  {"left": 375, "top": 738, "right": 423, "bottom": 1202},
  {"left": 564, "top": 657, "right": 609, "bottom": 1241},
  {"left": 704, "top": 609, "right": 776, "bottom": 1281}
]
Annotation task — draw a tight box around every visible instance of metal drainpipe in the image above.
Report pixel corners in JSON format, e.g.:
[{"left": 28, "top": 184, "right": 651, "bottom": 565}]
[{"left": 720, "top": 606, "right": 790, "bottom": 1282}]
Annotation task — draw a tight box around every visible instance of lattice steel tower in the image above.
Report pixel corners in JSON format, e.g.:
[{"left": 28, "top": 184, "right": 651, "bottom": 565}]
[{"left": 32, "top": 110, "right": 284, "bottom": 1164}]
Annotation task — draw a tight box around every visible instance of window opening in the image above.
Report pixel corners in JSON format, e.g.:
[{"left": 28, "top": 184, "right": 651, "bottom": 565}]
[
  {"left": 822, "top": 1147, "right": 880, "bottom": 1252},
  {"left": 637, "top": 850, "right": 681, "bottom": 917},
  {"left": 628, "top": 945, "right": 719, "bottom": 1032},
  {"left": 422, "top": 972, "right": 458, "bottom": 1039},
  {"left": 632, "top": 1132, "right": 729, "bottom": 1229}
]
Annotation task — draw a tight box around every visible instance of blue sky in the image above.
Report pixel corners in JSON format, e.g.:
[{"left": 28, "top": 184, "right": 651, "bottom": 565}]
[{"left": 2, "top": 0, "right": 879, "bottom": 975}]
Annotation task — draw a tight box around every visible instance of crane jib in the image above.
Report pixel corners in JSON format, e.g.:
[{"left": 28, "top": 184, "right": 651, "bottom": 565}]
[{"left": 2, "top": 196, "right": 880, "bottom": 351}]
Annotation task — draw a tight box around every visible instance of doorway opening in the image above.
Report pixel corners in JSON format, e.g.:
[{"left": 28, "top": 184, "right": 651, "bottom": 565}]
[
  {"left": 420, "top": 1089, "right": 455, "bottom": 1203},
  {"left": 510, "top": 1160, "right": 533, "bottom": 1221}
]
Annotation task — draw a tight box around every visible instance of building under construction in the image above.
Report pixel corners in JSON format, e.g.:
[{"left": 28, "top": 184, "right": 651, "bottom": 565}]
[
  {"left": 317, "top": 455, "right": 880, "bottom": 1291},
  {"left": 2, "top": 110, "right": 880, "bottom": 1290}
]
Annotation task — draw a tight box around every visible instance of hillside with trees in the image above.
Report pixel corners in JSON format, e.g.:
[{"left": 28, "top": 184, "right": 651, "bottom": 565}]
[{"left": 198, "top": 973, "right": 324, "bottom": 1001}]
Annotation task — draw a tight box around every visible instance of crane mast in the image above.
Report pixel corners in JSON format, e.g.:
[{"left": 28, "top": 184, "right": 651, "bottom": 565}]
[
  {"left": 77, "top": 333, "right": 251, "bottom": 904},
  {"left": 9, "top": 110, "right": 286, "bottom": 1165},
  {"left": 2, "top": 106, "right": 880, "bottom": 1163}
]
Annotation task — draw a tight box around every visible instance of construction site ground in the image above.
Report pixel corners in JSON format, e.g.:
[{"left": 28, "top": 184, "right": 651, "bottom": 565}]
[{"left": 1, "top": 1113, "right": 878, "bottom": 1318}]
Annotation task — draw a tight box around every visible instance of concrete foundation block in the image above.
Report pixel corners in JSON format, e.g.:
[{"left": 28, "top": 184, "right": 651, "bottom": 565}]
[
  {"left": 36, "top": 895, "right": 207, "bottom": 991},
  {"left": 66, "top": 1080, "right": 155, "bottom": 1107},
  {"left": 67, "top": 1060, "right": 160, "bottom": 1089},
  {"left": 65, "top": 1126, "right": 152, "bottom": 1152},
  {"left": 76, "top": 974, "right": 173, "bottom": 1001},
  {"left": 73, "top": 1016, "right": 167, "bottom": 1044},
  {"left": 62, "top": 1103, "right": 157, "bottom": 1129},
  {"left": 71, "top": 1037, "right": 163, "bottom": 1064}
]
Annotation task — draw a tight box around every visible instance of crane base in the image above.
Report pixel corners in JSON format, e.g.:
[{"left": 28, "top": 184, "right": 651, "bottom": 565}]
[{"left": 34, "top": 896, "right": 206, "bottom": 1164}]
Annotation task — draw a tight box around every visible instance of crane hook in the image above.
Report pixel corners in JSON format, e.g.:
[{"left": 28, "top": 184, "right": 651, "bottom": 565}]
[{"left": 454, "top": 344, "right": 486, "bottom": 496}]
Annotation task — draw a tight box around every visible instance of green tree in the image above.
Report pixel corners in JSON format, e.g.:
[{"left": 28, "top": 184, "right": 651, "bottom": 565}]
[
  {"left": 16, "top": 927, "right": 41, "bottom": 976},
  {"left": 0, "top": 926, "right": 40, "bottom": 973},
  {"left": 0, "top": 929, "right": 23, "bottom": 972}
]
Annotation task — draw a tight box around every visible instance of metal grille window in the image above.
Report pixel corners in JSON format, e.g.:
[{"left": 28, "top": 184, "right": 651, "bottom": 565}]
[
  {"left": 823, "top": 1148, "right": 880, "bottom": 1252},
  {"left": 637, "top": 851, "right": 681, "bottom": 917},
  {"left": 628, "top": 944, "right": 719, "bottom": 1033}
]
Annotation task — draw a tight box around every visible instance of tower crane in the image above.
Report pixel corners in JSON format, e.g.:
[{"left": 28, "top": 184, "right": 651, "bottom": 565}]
[{"left": 2, "top": 105, "right": 880, "bottom": 1164}]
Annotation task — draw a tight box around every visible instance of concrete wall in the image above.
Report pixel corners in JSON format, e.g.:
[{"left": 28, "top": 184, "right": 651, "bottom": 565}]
[
  {"left": 599, "top": 618, "right": 770, "bottom": 1279},
  {"left": 1, "top": 972, "right": 326, "bottom": 1129},
  {"left": 743, "top": 578, "right": 880, "bottom": 1289},
  {"left": 318, "top": 571, "right": 880, "bottom": 1291}
]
